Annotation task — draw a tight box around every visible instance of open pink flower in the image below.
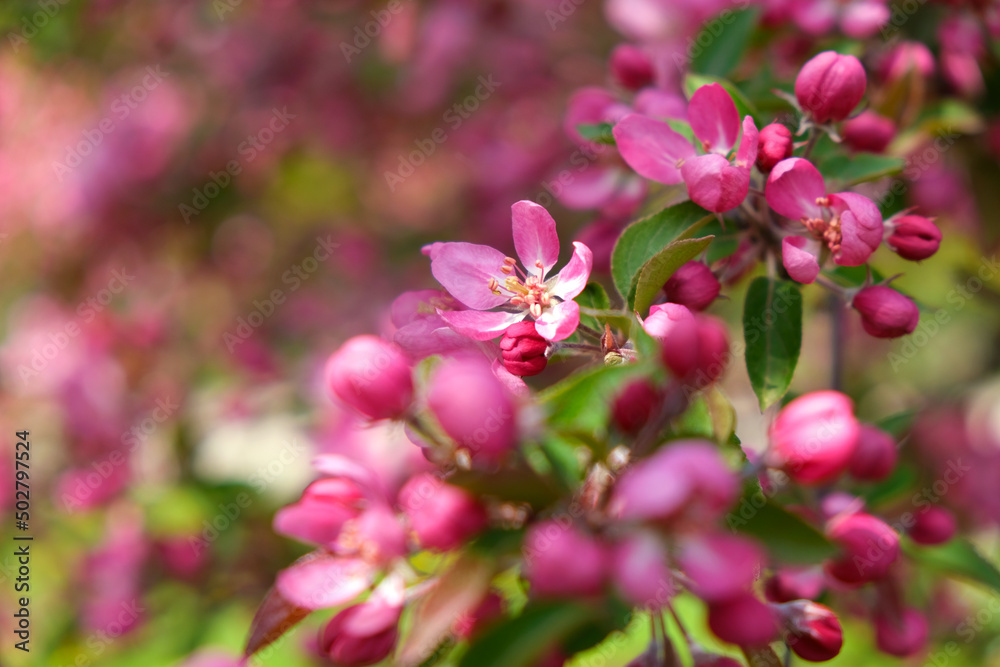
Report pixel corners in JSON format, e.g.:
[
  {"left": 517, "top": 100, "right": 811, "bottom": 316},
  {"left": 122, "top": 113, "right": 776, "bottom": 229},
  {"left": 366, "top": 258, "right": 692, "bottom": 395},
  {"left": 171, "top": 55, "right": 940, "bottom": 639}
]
[
  {"left": 428, "top": 201, "right": 592, "bottom": 342},
  {"left": 613, "top": 83, "right": 758, "bottom": 213},
  {"left": 766, "top": 157, "right": 882, "bottom": 273}
]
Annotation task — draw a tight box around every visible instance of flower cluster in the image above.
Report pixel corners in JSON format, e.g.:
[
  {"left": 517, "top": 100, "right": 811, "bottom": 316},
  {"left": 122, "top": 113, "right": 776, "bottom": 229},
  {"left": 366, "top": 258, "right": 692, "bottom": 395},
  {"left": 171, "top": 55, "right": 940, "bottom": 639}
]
[{"left": 243, "top": 5, "right": 993, "bottom": 667}]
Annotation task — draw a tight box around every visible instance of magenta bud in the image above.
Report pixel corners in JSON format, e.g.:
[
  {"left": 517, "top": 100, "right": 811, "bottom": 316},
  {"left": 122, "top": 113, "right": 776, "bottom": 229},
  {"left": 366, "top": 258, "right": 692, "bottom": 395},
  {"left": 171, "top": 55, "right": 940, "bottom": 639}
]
[
  {"left": 398, "top": 474, "right": 488, "bottom": 551},
  {"left": 647, "top": 305, "right": 730, "bottom": 387},
  {"left": 690, "top": 314, "right": 731, "bottom": 389},
  {"left": 843, "top": 110, "right": 896, "bottom": 153},
  {"left": 878, "top": 41, "right": 935, "bottom": 84},
  {"left": 777, "top": 600, "right": 844, "bottom": 662},
  {"left": 849, "top": 424, "right": 898, "bottom": 481},
  {"left": 612, "top": 380, "right": 660, "bottom": 434},
  {"left": 824, "top": 512, "right": 900, "bottom": 585},
  {"left": 500, "top": 321, "right": 548, "bottom": 377},
  {"left": 427, "top": 356, "right": 518, "bottom": 465},
  {"left": 707, "top": 593, "right": 779, "bottom": 647},
  {"left": 909, "top": 506, "right": 957, "bottom": 545},
  {"left": 610, "top": 440, "right": 738, "bottom": 526},
  {"left": 612, "top": 531, "right": 673, "bottom": 608},
  {"left": 610, "top": 44, "right": 655, "bottom": 91},
  {"left": 875, "top": 608, "right": 929, "bottom": 657},
  {"left": 523, "top": 521, "right": 610, "bottom": 598},
  {"left": 765, "top": 566, "right": 826, "bottom": 603},
  {"left": 321, "top": 602, "right": 401, "bottom": 667},
  {"left": 852, "top": 286, "right": 919, "bottom": 339},
  {"left": 887, "top": 215, "right": 942, "bottom": 261},
  {"left": 756, "top": 123, "right": 794, "bottom": 173},
  {"left": 678, "top": 532, "right": 765, "bottom": 602},
  {"left": 663, "top": 261, "right": 721, "bottom": 311},
  {"left": 769, "top": 391, "right": 860, "bottom": 485},
  {"left": 795, "top": 51, "right": 867, "bottom": 124},
  {"left": 325, "top": 335, "right": 413, "bottom": 420}
]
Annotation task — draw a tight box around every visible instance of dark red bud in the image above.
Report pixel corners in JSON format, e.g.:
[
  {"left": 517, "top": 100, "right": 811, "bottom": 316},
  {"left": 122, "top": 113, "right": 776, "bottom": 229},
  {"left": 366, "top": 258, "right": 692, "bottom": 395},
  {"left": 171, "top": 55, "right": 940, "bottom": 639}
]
[{"left": 500, "top": 321, "right": 548, "bottom": 376}]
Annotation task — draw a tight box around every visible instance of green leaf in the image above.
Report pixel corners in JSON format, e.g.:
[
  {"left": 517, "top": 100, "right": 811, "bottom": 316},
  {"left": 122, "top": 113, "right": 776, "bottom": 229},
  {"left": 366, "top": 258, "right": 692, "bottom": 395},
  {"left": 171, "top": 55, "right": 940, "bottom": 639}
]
[
  {"left": 611, "top": 201, "right": 713, "bottom": 308},
  {"left": 743, "top": 277, "right": 803, "bottom": 411},
  {"left": 458, "top": 601, "right": 596, "bottom": 667},
  {"left": 684, "top": 74, "right": 759, "bottom": 120},
  {"left": 538, "top": 363, "right": 648, "bottom": 437},
  {"left": 824, "top": 264, "right": 885, "bottom": 288},
  {"left": 633, "top": 236, "right": 715, "bottom": 316},
  {"left": 540, "top": 435, "right": 586, "bottom": 488},
  {"left": 819, "top": 153, "right": 907, "bottom": 187},
  {"left": 876, "top": 410, "right": 917, "bottom": 438},
  {"left": 690, "top": 9, "right": 760, "bottom": 78},
  {"left": 730, "top": 487, "right": 836, "bottom": 564},
  {"left": 860, "top": 462, "right": 918, "bottom": 508},
  {"left": 905, "top": 538, "right": 1000, "bottom": 593},
  {"left": 449, "top": 468, "right": 562, "bottom": 511},
  {"left": 674, "top": 387, "right": 737, "bottom": 445},
  {"left": 577, "top": 282, "right": 612, "bottom": 331},
  {"left": 576, "top": 122, "right": 616, "bottom": 145}
]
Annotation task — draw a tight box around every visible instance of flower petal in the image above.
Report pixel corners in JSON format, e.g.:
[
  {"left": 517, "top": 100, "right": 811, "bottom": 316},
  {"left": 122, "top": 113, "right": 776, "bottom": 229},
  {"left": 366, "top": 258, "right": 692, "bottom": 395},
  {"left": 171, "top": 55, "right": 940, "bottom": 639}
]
[
  {"left": 841, "top": 0, "right": 890, "bottom": 38},
  {"left": 689, "top": 83, "right": 741, "bottom": 155},
  {"left": 680, "top": 154, "right": 750, "bottom": 213},
  {"left": 276, "top": 554, "right": 374, "bottom": 611},
  {"left": 765, "top": 157, "right": 825, "bottom": 221},
  {"left": 534, "top": 300, "right": 580, "bottom": 341},
  {"left": 613, "top": 113, "right": 695, "bottom": 185},
  {"left": 512, "top": 200, "right": 560, "bottom": 276},
  {"left": 549, "top": 241, "right": 593, "bottom": 301},
  {"left": 437, "top": 309, "right": 525, "bottom": 341},
  {"left": 430, "top": 242, "right": 509, "bottom": 310},
  {"left": 735, "top": 116, "right": 759, "bottom": 168},
  {"left": 782, "top": 236, "right": 821, "bottom": 284},
  {"left": 830, "top": 192, "right": 882, "bottom": 266}
]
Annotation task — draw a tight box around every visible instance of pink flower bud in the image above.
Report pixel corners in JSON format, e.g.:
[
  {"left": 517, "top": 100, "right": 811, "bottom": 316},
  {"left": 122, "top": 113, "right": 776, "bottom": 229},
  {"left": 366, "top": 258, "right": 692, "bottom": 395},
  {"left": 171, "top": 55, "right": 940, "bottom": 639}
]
[
  {"left": 397, "top": 474, "right": 488, "bottom": 551},
  {"left": 325, "top": 336, "right": 413, "bottom": 420},
  {"left": 321, "top": 600, "right": 401, "bottom": 667},
  {"left": 887, "top": 215, "right": 941, "bottom": 261},
  {"left": 878, "top": 41, "right": 935, "bottom": 84},
  {"left": 610, "top": 440, "right": 738, "bottom": 526},
  {"left": 852, "top": 286, "right": 919, "bottom": 339},
  {"left": 689, "top": 314, "right": 731, "bottom": 389},
  {"left": 795, "top": 51, "right": 867, "bottom": 124},
  {"left": 663, "top": 261, "right": 721, "bottom": 311},
  {"left": 909, "top": 506, "right": 957, "bottom": 545},
  {"left": 612, "top": 531, "right": 673, "bottom": 608},
  {"left": 769, "top": 391, "right": 861, "bottom": 485},
  {"left": 523, "top": 521, "right": 610, "bottom": 598},
  {"left": 824, "top": 512, "right": 899, "bottom": 585},
  {"left": 849, "top": 424, "right": 898, "bottom": 481},
  {"left": 765, "top": 566, "right": 825, "bottom": 603},
  {"left": 427, "top": 356, "right": 518, "bottom": 465},
  {"left": 610, "top": 44, "right": 655, "bottom": 91},
  {"left": 499, "top": 321, "right": 548, "bottom": 377},
  {"left": 756, "top": 123, "right": 794, "bottom": 172},
  {"left": 679, "top": 532, "right": 765, "bottom": 602},
  {"left": 707, "top": 593, "right": 779, "bottom": 647},
  {"left": 274, "top": 478, "right": 365, "bottom": 548},
  {"left": 875, "top": 608, "right": 929, "bottom": 657},
  {"left": 612, "top": 380, "right": 660, "bottom": 434},
  {"left": 843, "top": 111, "right": 896, "bottom": 153},
  {"left": 777, "top": 600, "right": 844, "bottom": 662},
  {"left": 646, "top": 305, "right": 730, "bottom": 387}
]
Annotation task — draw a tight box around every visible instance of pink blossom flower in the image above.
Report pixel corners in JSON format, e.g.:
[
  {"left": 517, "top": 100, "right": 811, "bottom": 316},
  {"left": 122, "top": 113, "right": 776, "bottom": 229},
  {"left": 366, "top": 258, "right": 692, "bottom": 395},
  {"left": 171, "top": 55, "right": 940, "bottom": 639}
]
[
  {"left": 766, "top": 157, "right": 883, "bottom": 271},
  {"left": 429, "top": 200, "right": 593, "bottom": 342},
  {"left": 613, "top": 83, "right": 758, "bottom": 213}
]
